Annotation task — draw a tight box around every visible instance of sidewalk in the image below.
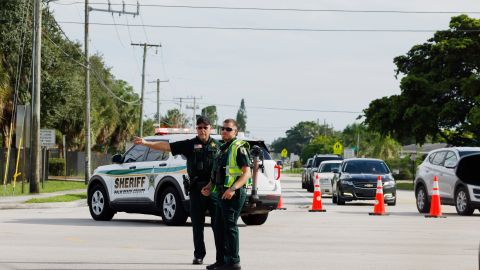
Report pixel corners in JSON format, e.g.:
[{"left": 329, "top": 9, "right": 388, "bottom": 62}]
[{"left": 0, "top": 188, "right": 87, "bottom": 210}]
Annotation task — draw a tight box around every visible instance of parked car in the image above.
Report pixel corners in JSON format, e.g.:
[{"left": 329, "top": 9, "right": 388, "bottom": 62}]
[
  {"left": 306, "top": 155, "right": 343, "bottom": 192},
  {"left": 414, "top": 147, "right": 480, "bottom": 215},
  {"left": 313, "top": 160, "right": 342, "bottom": 196},
  {"left": 87, "top": 132, "right": 281, "bottom": 226},
  {"left": 301, "top": 158, "right": 313, "bottom": 189},
  {"left": 331, "top": 158, "right": 396, "bottom": 205}
]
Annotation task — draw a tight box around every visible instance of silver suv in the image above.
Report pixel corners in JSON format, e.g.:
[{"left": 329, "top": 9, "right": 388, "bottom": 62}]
[{"left": 414, "top": 147, "right": 480, "bottom": 215}]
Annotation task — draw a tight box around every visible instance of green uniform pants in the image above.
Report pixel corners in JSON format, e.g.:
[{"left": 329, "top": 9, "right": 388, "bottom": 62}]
[
  {"left": 215, "top": 187, "right": 247, "bottom": 265},
  {"left": 189, "top": 187, "right": 223, "bottom": 262}
]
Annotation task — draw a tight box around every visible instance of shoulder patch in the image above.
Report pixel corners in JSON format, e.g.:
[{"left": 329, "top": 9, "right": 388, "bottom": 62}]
[{"left": 240, "top": 147, "right": 248, "bottom": 155}]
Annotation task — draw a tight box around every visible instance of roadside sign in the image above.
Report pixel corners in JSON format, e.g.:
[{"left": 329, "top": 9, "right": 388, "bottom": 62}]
[
  {"left": 333, "top": 142, "right": 343, "bottom": 155},
  {"left": 290, "top": 153, "right": 300, "bottom": 162},
  {"left": 281, "top": 148, "right": 288, "bottom": 158},
  {"left": 40, "top": 129, "right": 55, "bottom": 147},
  {"left": 344, "top": 148, "right": 355, "bottom": 159}
]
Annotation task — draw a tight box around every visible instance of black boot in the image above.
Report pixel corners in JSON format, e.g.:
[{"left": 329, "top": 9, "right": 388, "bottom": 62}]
[
  {"left": 216, "top": 263, "right": 241, "bottom": 270},
  {"left": 206, "top": 261, "right": 224, "bottom": 270},
  {"left": 192, "top": 258, "right": 204, "bottom": 265}
]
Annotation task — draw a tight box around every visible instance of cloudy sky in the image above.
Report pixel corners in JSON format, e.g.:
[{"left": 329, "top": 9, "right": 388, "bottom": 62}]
[{"left": 49, "top": 0, "right": 479, "bottom": 144}]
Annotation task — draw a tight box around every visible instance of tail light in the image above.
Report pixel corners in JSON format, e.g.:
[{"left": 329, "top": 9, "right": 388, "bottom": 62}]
[{"left": 274, "top": 165, "right": 281, "bottom": 180}]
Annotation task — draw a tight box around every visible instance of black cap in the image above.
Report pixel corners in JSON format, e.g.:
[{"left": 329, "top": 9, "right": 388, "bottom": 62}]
[{"left": 196, "top": 116, "right": 211, "bottom": 126}]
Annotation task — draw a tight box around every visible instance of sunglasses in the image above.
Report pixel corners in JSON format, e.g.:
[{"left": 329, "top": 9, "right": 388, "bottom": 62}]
[
  {"left": 196, "top": 126, "right": 209, "bottom": 130},
  {"left": 221, "top": 127, "right": 235, "bottom": 132}
]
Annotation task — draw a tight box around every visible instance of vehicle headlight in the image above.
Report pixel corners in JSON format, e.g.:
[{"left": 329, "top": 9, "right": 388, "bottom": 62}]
[
  {"left": 341, "top": 180, "right": 354, "bottom": 185},
  {"left": 383, "top": 181, "right": 395, "bottom": 187}
]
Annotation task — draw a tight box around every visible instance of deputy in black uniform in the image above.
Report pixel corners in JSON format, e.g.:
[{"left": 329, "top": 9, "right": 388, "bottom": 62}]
[
  {"left": 133, "top": 116, "right": 222, "bottom": 266},
  {"left": 202, "top": 118, "right": 251, "bottom": 270}
]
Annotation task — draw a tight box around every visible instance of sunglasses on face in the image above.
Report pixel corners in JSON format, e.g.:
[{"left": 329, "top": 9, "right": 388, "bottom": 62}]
[
  {"left": 221, "top": 127, "right": 235, "bottom": 132},
  {"left": 196, "top": 126, "right": 209, "bottom": 130}
]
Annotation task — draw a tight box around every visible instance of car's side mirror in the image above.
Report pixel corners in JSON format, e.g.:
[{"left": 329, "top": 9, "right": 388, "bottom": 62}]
[
  {"left": 332, "top": 168, "right": 339, "bottom": 174},
  {"left": 112, "top": 154, "right": 123, "bottom": 164}
]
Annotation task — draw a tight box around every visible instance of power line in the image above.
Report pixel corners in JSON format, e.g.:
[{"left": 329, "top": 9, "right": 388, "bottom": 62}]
[
  {"left": 51, "top": 2, "right": 480, "bottom": 15},
  {"left": 43, "top": 29, "right": 142, "bottom": 105},
  {"left": 143, "top": 98, "right": 361, "bottom": 114},
  {"left": 56, "top": 21, "right": 476, "bottom": 33}
]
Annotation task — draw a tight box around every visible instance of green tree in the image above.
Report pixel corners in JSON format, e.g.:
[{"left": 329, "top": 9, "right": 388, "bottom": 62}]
[
  {"left": 236, "top": 98, "right": 247, "bottom": 132},
  {"left": 1, "top": 2, "right": 142, "bottom": 154},
  {"left": 364, "top": 15, "right": 480, "bottom": 146},
  {"left": 271, "top": 121, "right": 331, "bottom": 156},
  {"left": 161, "top": 108, "right": 189, "bottom": 128},
  {"left": 201, "top": 105, "right": 218, "bottom": 128},
  {"left": 300, "top": 135, "right": 338, "bottom": 161}
]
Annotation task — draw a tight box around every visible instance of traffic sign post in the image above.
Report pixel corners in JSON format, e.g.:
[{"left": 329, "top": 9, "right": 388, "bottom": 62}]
[
  {"left": 333, "top": 142, "right": 343, "bottom": 155},
  {"left": 281, "top": 148, "right": 288, "bottom": 158},
  {"left": 40, "top": 129, "right": 55, "bottom": 148}
]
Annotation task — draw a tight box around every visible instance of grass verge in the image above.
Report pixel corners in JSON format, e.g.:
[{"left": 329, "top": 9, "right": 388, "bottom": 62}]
[
  {"left": 25, "top": 193, "right": 87, "bottom": 203},
  {"left": 0, "top": 180, "right": 86, "bottom": 197},
  {"left": 396, "top": 182, "right": 414, "bottom": 190}
]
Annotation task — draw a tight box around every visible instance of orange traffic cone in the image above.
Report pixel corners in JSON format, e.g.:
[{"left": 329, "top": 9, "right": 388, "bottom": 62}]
[
  {"left": 277, "top": 195, "right": 286, "bottom": 210},
  {"left": 276, "top": 175, "right": 286, "bottom": 210},
  {"left": 309, "top": 174, "right": 326, "bottom": 212},
  {"left": 369, "top": 175, "right": 388, "bottom": 216},
  {"left": 425, "top": 176, "right": 445, "bottom": 218}
]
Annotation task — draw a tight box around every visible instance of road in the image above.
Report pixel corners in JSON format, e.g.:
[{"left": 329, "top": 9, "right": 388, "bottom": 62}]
[{"left": 0, "top": 175, "right": 478, "bottom": 270}]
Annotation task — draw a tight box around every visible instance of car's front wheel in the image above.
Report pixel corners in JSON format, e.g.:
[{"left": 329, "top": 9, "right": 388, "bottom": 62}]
[
  {"left": 88, "top": 184, "right": 115, "bottom": 221},
  {"left": 241, "top": 213, "right": 269, "bottom": 225},
  {"left": 415, "top": 185, "right": 430, "bottom": 213},
  {"left": 159, "top": 186, "right": 188, "bottom": 226},
  {"left": 455, "top": 186, "right": 475, "bottom": 216}
]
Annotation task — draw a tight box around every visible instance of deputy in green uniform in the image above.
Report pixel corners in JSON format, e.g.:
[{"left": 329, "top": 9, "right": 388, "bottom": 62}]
[
  {"left": 133, "top": 116, "right": 223, "bottom": 266},
  {"left": 202, "top": 118, "right": 251, "bottom": 270}
]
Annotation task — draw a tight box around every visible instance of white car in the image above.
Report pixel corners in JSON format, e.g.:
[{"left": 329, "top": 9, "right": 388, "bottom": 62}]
[
  {"left": 87, "top": 132, "right": 282, "bottom": 226},
  {"left": 414, "top": 147, "right": 480, "bottom": 215},
  {"left": 313, "top": 160, "right": 342, "bottom": 195}
]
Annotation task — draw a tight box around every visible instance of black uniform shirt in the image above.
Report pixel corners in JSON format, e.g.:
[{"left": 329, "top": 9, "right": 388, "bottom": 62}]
[
  {"left": 170, "top": 136, "right": 219, "bottom": 184},
  {"left": 214, "top": 138, "right": 251, "bottom": 186}
]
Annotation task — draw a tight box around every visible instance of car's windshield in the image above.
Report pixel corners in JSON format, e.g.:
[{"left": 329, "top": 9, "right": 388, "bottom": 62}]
[
  {"left": 343, "top": 160, "right": 390, "bottom": 174},
  {"left": 314, "top": 156, "right": 342, "bottom": 167},
  {"left": 319, "top": 163, "right": 340, "bottom": 173}
]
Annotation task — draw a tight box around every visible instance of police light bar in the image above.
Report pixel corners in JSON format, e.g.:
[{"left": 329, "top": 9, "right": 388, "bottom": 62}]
[{"left": 155, "top": 127, "right": 192, "bottom": 135}]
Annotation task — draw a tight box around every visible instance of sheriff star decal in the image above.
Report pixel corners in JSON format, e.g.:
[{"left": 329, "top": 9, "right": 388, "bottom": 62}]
[{"left": 148, "top": 174, "right": 156, "bottom": 190}]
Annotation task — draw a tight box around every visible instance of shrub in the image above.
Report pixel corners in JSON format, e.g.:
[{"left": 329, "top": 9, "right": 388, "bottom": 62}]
[{"left": 49, "top": 158, "right": 66, "bottom": 176}]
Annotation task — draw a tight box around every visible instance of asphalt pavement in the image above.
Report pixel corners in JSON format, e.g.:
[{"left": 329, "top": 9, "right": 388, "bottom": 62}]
[{"left": 0, "top": 175, "right": 478, "bottom": 270}]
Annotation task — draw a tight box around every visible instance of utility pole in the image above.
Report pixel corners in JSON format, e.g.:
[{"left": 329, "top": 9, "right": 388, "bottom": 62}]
[
  {"left": 323, "top": 119, "right": 327, "bottom": 136},
  {"left": 356, "top": 125, "right": 360, "bottom": 157},
  {"left": 173, "top": 97, "right": 185, "bottom": 128},
  {"left": 84, "top": 1, "right": 139, "bottom": 184},
  {"left": 131, "top": 43, "right": 162, "bottom": 136},
  {"left": 84, "top": 0, "right": 91, "bottom": 185},
  {"left": 148, "top": 79, "right": 169, "bottom": 127},
  {"left": 186, "top": 97, "right": 202, "bottom": 129},
  {"left": 30, "top": 0, "right": 42, "bottom": 193}
]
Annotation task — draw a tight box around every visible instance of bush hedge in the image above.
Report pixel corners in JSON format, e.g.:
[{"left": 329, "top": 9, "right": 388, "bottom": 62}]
[{"left": 48, "top": 158, "right": 66, "bottom": 176}]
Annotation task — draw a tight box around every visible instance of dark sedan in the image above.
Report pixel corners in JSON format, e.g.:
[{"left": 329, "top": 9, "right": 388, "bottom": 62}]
[{"left": 332, "top": 158, "right": 396, "bottom": 205}]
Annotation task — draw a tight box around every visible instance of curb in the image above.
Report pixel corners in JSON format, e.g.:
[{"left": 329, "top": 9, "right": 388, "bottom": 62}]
[{"left": 0, "top": 199, "right": 87, "bottom": 210}]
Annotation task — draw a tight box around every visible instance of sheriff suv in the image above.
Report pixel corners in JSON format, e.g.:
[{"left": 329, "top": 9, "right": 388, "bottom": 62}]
[{"left": 87, "top": 132, "right": 282, "bottom": 226}]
